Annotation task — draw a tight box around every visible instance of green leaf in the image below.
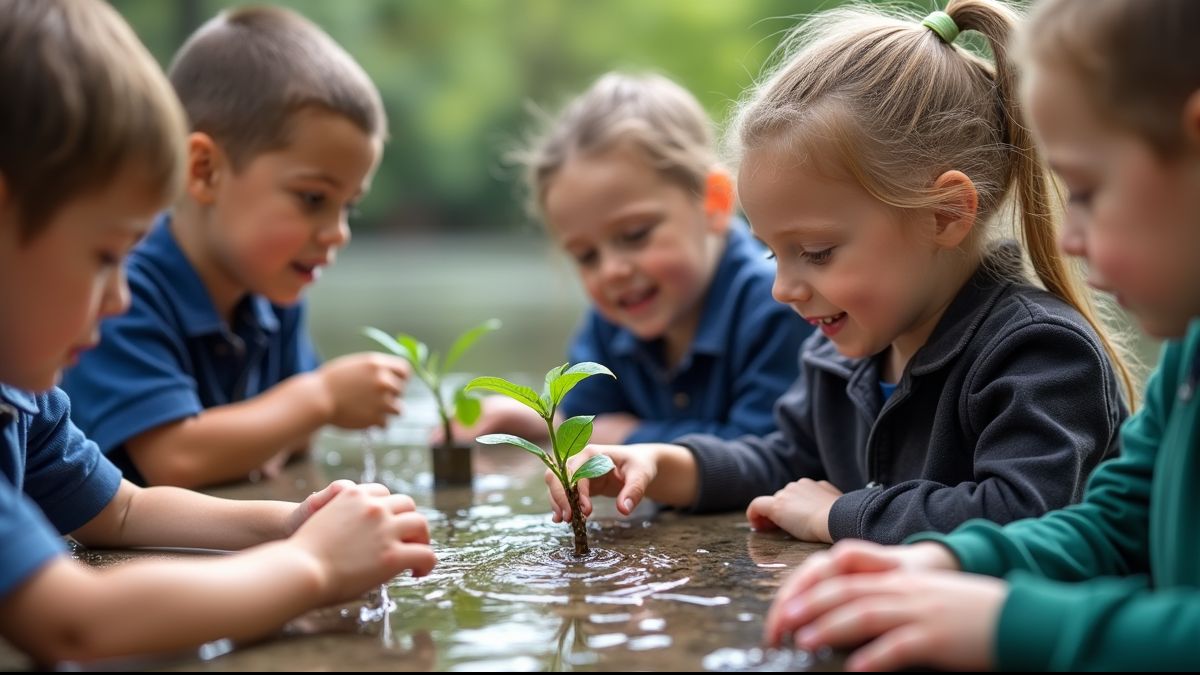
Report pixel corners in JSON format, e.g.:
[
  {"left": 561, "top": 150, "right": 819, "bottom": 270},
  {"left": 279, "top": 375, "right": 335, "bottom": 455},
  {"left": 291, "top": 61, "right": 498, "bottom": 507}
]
[
  {"left": 571, "top": 454, "right": 615, "bottom": 485},
  {"left": 476, "top": 433, "right": 546, "bottom": 461},
  {"left": 550, "top": 361, "right": 616, "bottom": 406},
  {"left": 555, "top": 415, "right": 594, "bottom": 461},
  {"left": 444, "top": 319, "right": 501, "bottom": 372},
  {"left": 454, "top": 389, "right": 482, "bottom": 426},
  {"left": 465, "top": 377, "right": 547, "bottom": 417},
  {"left": 541, "top": 362, "right": 569, "bottom": 400},
  {"left": 395, "top": 333, "right": 429, "bottom": 368},
  {"left": 362, "top": 326, "right": 411, "bottom": 359}
]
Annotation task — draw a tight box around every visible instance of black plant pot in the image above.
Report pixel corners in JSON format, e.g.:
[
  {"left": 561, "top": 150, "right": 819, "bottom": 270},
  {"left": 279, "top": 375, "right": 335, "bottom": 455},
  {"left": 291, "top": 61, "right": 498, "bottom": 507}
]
[{"left": 431, "top": 442, "right": 473, "bottom": 486}]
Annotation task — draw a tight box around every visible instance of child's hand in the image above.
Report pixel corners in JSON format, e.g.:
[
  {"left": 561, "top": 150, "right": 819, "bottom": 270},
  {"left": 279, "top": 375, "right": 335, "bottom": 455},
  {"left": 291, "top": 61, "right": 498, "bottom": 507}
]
[
  {"left": 776, "top": 569, "right": 1006, "bottom": 671},
  {"left": 544, "top": 444, "right": 660, "bottom": 521},
  {"left": 316, "top": 353, "right": 410, "bottom": 428},
  {"left": 284, "top": 480, "right": 411, "bottom": 536},
  {"left": 746, "top": 478, "right": 842, "bottom": 542},
  {"left": 433, "top": 396, "right": 546, "bottom": 446},
  {"left": 764, "top": 540, "right": 960, "bottom": 646},
  {"left": 289, "top": 485, "right": 435, "bottom": 605}
]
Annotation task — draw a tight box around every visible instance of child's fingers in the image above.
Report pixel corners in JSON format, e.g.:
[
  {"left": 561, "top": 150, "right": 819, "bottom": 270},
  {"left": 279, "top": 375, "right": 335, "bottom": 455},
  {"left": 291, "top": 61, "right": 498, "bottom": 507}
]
[
  {"left": 359, "top": 482, "right": 391, "bottom": 497},
  {"left": 785, "top": 573, "right": 906, "bottom": 638},
  {"left": 392, "top": 511, "right": 431, "bottom": 545},
  {"left": 794, "top": 596, "right": 912, "bottom": 652},
  {"left": 394, "top": 543, "right": 437, "bottom": 578},
  {"left": 746, "top": 496, "right": 779, "bottom": 531},
  {"left": 386, "top": 493, "right": 416, "bottom": 514},
  {"left": 544, "top": 469, "right": 571, "bottom": 519},
  {"left": 764, "top": 541, "right": 904, "bottom": 644},
  {"left": 614, "top": 469, "right": 648, "bottom": 515},
  {"left": 844, "top": 624, "right": 931, "bottom": 672},
  {"left": 309, "top": 479, "right": 356, "bottom": 508}
]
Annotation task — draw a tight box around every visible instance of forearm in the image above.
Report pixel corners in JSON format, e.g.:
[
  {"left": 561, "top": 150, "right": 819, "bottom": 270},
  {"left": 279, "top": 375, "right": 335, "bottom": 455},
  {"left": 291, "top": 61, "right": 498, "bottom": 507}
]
[
  {"left": 0, "top": 547, "right": 324, "bottom": 664},
  {"left": 72, "top": 480, "right": 294, "bottom": 551},
  {"left": 128, "top": 373, "right": 332, "bottom": 488}
]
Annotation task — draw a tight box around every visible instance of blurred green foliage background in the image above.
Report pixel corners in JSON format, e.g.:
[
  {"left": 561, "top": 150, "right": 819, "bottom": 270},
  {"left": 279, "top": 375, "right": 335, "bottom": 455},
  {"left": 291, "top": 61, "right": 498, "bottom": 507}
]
[{"left": 114, "top": 0, "right": 837, "bottom": 236}]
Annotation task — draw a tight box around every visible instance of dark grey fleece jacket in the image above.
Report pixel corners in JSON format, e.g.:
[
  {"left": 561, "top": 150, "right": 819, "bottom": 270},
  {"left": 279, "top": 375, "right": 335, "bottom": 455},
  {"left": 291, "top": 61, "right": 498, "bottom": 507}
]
[{"left": 676, "top": 250, "right": 1127, "bottom": 544}]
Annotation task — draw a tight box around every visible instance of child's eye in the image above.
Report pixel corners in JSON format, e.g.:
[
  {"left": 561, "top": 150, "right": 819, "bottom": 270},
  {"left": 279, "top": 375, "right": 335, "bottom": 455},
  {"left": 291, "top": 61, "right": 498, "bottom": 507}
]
[
  {"left": 96, "top": 251, "right": 121, "bottom": 268},
  {"left": 573, "top": 249, "right": 598, "bottom": 267},
  {"left": 620, "top": 223, "right": 656, "bottom": 245},
  {"left": 803, "top": 248, "right": 834, "bottom": 265},
  {"left": 296, "top": 191, "right": 326, "bottom": 210},
  {"left": 1068, "top": 191, "right": 1093, "bottom": 209}
]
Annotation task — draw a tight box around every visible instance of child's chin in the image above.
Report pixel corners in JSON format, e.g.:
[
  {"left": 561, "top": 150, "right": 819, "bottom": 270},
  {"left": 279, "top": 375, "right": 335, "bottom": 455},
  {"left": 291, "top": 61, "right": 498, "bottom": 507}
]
[{"left": 265, "top": 289, "right": 306, "bottom": 307}]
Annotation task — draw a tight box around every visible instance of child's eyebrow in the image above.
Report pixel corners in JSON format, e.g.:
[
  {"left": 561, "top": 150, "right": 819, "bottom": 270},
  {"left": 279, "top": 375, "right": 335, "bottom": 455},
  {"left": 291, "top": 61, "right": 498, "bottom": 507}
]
[{"left": 291, "top": 170, "right": 344, "bottom": 189}]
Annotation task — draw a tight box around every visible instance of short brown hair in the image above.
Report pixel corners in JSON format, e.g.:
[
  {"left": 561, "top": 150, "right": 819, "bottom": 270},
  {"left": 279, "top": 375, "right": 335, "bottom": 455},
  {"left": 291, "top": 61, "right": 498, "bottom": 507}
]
[
  {"left": 0, "top": 0, "right": 187, "bottom": 240},
  {"left": 1025, "top": 0, "right": 1200, "bottom": 156},
  {"left": 169, "top": 6, "right": 386, "bottom": 168}
]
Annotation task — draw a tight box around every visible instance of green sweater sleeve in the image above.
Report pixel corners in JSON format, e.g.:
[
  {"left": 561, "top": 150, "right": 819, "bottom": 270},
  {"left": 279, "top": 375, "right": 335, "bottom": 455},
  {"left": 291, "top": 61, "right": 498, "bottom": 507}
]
[
  {"left": 997, "top": 572, "right": 1200, "bottom": 670},
  {"left": 907, "top": 344, "right": 1171, "bottom": 578}
]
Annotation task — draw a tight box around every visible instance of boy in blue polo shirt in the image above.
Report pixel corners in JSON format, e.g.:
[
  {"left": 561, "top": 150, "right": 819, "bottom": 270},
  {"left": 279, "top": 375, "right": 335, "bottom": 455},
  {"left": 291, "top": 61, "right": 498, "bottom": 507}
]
[
  {"left": 0, "top": 0, "right": 433, "bottom": 662},
  {"left": 453, "top": 73, "right": 812, "bottom": 446},
  {"left": 61, "top": 6, "right": 410, "bottom": 488}
]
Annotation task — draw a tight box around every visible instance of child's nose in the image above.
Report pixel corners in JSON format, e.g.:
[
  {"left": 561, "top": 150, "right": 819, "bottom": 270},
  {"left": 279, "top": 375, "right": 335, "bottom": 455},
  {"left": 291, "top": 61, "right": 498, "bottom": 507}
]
[
  {"left": 318, "top": 218, "right": 350, "bottom": 248},
  {"left": 1058, "top": 218, "right": 1087, "bottom": 260},
  {"left": 599, "top": 251, "right": 633, "bottom": 281},
  {"left": 771, "top": 272, "right": 811, "bottom": 305},
  {"left": 102, "top": 269, "right": 132, "bottom": 318}
]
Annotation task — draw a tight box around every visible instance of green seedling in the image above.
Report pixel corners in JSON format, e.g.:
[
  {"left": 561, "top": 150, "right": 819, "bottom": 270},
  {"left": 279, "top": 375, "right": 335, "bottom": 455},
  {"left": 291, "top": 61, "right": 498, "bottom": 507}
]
[
  {"left": 466, "top": 362, "right": 615, "bottom": 555},
  {"left": 362, "top": 319, "right": 501, "bottom": 448}
]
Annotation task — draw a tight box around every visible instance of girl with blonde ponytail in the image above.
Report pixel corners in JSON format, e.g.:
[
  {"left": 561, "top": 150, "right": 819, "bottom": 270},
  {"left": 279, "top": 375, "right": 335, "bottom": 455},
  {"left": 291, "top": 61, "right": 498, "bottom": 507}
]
[{"left": 547, "top": 0, "right": 1129, "bottom": 551}]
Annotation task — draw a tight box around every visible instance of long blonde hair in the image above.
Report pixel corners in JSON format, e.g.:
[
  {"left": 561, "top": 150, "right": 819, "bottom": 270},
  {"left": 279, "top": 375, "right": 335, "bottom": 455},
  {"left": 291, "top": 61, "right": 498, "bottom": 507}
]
[{"left": 733, "top": 0, "right": 1137, "bottom": 404}]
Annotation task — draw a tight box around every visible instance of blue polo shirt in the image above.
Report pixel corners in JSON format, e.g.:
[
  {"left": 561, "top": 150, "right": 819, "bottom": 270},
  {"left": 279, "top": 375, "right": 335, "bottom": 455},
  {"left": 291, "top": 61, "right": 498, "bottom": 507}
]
[
  {"left": 0, "top": 385, "right": 121, "bottom": 599},
  {"left": 60, "top": 214, "right": 321, "bottom": 484},
  {"left": 558, "top": 222, "right": 812, "bottom": 442}
]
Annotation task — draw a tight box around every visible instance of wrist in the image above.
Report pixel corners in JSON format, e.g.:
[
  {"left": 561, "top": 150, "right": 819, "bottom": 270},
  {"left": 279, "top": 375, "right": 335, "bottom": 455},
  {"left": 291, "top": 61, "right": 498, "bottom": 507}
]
[
  {"left": 911, "top": 542, "right": 961, "bottom": 571},
  {"left": 298, "top": 371, "right": 336, "bottom": 425},
  {"left": 275, "top": 538, "right": 330, "bottom": 605}
]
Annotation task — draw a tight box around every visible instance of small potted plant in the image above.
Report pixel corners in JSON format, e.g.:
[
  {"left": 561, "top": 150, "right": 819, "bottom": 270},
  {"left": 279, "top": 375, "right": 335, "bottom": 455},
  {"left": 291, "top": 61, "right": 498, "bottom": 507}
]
[
  {"left": 466, "top": 362, "right": 616, "bottom": 556},
  {"left": 363, "top": 319, "right": 501, "bottom": 485}
]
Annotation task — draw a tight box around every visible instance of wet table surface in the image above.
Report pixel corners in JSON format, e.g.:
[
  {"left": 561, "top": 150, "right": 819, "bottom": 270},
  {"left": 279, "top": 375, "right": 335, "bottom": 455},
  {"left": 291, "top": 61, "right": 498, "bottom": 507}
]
[{"left": 2, "top": 430, "right": 841, "bottom": 671}]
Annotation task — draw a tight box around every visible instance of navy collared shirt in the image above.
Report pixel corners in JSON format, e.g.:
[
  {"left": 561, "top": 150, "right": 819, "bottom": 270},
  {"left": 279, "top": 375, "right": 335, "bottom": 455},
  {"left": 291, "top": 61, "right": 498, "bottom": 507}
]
[
  {"left": 61, "top": 214, "right": 320, "bottom": 484},
  {"left": 0, "top": 385, "right": 121, "bottom": 598},
  {"left": 558, "top": 222, "right": 813, "bottom": 442}
]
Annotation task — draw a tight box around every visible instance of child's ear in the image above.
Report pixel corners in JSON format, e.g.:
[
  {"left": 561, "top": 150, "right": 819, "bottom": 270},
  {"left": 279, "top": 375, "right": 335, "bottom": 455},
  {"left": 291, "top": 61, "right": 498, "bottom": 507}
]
[
  {"left": 186, "top": 132, "right": 224, "bottom": 205},
  {"left": 704, "top": 170, "right": 734, "bottom": 235},
  {"left": 930, "top": 170, "right": 977, "bottom": 249}
]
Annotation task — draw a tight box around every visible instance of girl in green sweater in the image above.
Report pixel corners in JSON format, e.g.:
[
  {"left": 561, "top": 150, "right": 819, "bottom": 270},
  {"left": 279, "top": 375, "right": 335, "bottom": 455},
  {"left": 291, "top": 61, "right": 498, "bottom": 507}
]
[{"left": 762, "top": 0, "right": 1200, "bottom": 670}]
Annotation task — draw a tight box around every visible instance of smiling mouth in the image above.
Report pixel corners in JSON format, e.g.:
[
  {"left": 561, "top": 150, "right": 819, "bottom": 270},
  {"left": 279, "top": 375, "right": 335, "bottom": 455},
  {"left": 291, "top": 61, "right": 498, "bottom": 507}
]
[
  {"left": 807, "top": 312, "right": 847, "bottom": 326},
  {"left": 617, "top": 287, "right": 656, "bottom": 309}
]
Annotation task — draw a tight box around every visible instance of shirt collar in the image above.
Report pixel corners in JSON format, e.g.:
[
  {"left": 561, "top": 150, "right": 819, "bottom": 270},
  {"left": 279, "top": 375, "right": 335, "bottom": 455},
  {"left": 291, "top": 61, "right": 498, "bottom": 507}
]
[
  {"left": 140, "top": 213, "right": 280, "bottom": 337},
  {"left": 0, "top": 384, "right": 39, "bottom": 416}
]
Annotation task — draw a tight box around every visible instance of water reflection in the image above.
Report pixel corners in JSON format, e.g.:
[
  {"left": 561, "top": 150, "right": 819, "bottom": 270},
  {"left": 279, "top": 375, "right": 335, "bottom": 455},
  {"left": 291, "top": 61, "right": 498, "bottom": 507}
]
[{"left": 34, "top": 422, "right": 842, "bottom": 672}]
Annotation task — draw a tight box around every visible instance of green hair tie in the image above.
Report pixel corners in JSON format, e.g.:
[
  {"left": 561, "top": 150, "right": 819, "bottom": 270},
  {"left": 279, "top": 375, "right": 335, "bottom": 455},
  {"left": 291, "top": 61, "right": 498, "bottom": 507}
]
[{"left": 921, "top": 10, "right": 960, "bottom": 44}]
